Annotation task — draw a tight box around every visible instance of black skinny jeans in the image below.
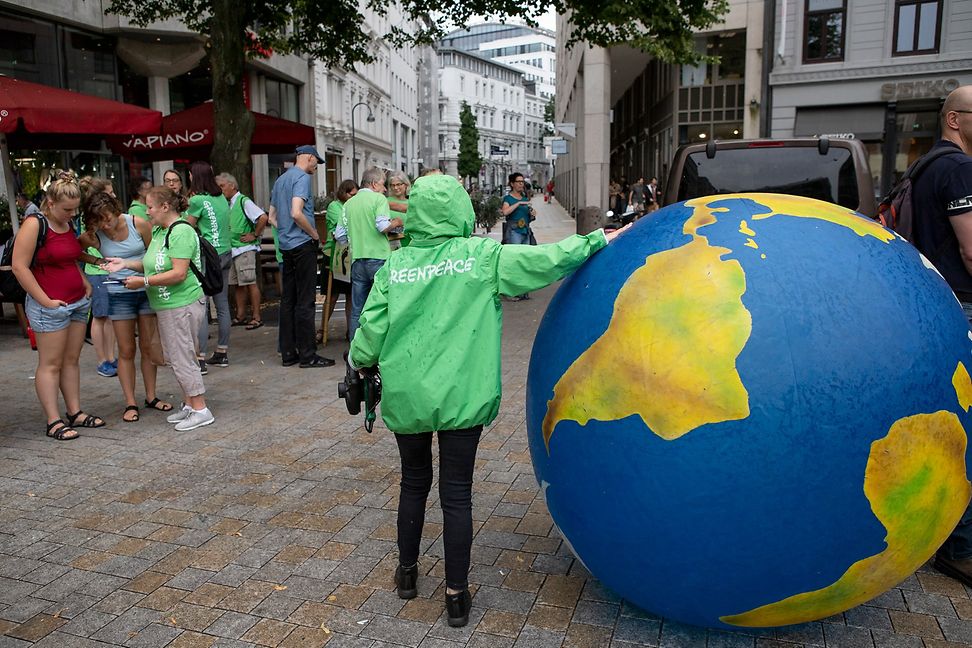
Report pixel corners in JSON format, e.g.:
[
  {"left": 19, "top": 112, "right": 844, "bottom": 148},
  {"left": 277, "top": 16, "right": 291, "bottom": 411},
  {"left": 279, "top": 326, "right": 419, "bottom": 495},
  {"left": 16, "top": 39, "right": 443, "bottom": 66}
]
[
  {"left": 395, "top": 426, "right": 482, "bottom": 590},
  {"left": 279, "top": 240, "right": 319, "bottom": 363}
]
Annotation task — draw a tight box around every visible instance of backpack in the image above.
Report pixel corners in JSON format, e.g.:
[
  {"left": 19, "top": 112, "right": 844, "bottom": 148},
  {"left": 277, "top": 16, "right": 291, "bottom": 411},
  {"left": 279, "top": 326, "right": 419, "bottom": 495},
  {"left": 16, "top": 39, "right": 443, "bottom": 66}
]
[
  {"left": 876, "top": 147, "right": 963, "bottom": 241},
  {"left": 0, "top": 213, "right": 49, "bottom": 301},
  {"left": 164, "top": 220, "right": 224, "bottom": 296}
]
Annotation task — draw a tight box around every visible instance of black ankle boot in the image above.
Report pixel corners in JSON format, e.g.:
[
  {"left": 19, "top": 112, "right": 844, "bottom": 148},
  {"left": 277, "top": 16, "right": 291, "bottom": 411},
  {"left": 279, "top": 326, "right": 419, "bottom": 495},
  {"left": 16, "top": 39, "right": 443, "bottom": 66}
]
[
  {"left": 395, "top": 564, "right": 418, "bottom": 599},
  {"left": 445, "top": 588, "right": 471, "bottom": 627}
]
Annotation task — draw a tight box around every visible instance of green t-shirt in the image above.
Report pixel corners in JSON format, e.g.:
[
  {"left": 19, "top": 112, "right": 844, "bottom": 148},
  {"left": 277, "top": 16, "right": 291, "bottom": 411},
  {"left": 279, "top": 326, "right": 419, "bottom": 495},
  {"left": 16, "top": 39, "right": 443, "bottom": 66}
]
[
  {"left": 324, "top": 199, "right": 344, "bottom": 259},
  {"left": 271, "top": 227, "right": 283, "bottom": 264},
  {"left": 228, "top": 193, "right": 265, "bottom": 250},
  {"left": 186, "top": 193, "right": 231, "bottom": 255},
  {"left": 129, "top": 200, "right": 148, "bottom": 221},
  {"left": 344, "top": 189, "right": 393, "bottom": 263},
  {"left": 144, "top": 220, "right": 203, "bottom": 311},
  {"left": 79, "top": 222, "right": 107, "bottom": 275}
]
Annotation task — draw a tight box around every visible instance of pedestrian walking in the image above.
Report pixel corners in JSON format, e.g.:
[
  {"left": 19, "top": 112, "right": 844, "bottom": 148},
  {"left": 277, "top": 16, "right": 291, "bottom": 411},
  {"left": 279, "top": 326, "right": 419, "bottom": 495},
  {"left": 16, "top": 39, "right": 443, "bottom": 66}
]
[
  {"left": 348, "top": 174, "right": 628, "bottom": 627},
  {"left": 104, "top": 186, "right": 215, "bottom": 431},
  {"left": 269, "top": 145, "right": 334, "bottom": 367},
  {"left": 11, "top": 173, "right": 104, "bottom": 440},
  {"left": 500, "top": 172, "right": 534, "bottom": 300}
]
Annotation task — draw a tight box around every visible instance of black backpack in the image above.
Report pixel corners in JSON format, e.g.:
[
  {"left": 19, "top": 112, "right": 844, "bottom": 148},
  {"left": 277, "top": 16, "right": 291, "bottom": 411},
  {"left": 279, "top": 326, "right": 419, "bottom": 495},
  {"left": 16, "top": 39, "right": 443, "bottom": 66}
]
[
  {"left": 0, "top": 213, "right": 49, "bottom": 301},
  {"left": 163, "top": 220, "right": 224, "bottom": 296},
  {"left": 876, "top": 147, "right": 963, "bottom": 241}
]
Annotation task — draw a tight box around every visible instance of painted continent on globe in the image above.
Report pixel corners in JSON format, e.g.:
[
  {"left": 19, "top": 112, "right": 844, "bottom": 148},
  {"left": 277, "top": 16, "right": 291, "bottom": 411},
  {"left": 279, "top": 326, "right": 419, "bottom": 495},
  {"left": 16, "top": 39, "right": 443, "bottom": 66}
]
[{"left": 527, "top": 194, "right": 972, "bottom": 629}]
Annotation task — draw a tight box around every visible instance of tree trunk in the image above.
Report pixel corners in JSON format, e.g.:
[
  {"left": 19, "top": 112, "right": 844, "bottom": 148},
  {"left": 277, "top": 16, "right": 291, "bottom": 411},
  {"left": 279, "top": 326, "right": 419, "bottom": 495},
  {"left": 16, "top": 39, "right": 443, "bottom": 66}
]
[{"left": 209, "top": 0, "right": 255, "bottom": 197}]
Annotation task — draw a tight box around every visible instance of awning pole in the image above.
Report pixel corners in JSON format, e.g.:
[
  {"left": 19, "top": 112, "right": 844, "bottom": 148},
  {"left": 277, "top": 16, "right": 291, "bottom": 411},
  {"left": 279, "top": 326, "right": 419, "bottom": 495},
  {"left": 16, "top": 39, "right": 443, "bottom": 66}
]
[{"left": 0, "top": 134, "right": 18, "bottom": 235}]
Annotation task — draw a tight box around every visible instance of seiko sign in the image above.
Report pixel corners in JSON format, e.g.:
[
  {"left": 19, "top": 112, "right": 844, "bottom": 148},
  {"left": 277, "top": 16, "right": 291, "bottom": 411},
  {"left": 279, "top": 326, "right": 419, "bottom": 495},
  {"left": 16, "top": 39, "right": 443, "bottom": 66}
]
[
  {"left": 120, "top": 129, "right": 209, "bottom": 150},
  {"left": 881, "top": 78, "right": 960, "bottom": 101}
]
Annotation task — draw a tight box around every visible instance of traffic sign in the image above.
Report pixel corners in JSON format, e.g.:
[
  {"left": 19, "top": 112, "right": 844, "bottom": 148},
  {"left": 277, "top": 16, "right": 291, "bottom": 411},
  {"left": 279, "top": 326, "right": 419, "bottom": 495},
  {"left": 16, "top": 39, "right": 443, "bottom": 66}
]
[{"left": 490, "top": 145, "right": 510, "bottom": 155}]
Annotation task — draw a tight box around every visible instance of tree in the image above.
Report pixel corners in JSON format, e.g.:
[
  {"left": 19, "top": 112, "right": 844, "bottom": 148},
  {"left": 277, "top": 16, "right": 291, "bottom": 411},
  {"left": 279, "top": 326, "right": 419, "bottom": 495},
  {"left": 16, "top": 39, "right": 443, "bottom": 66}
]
[
  {"left": 457, "top": 102, "right": 483, "bottom": 187},
  {"left": 104, "top": 0, "right": 728, "bottom": 195},
  {"left": 543, "top": 98, "right": 556, "bottom": 138}
]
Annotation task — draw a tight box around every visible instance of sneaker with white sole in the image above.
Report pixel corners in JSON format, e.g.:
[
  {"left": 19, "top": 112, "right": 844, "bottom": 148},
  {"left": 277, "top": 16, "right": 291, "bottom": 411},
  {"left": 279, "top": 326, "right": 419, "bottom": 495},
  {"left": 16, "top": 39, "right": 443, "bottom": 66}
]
[
  {"left": 174, "top": 408, "right": 215, "bottom": 431},
  {"left": 167, "top": 404, "right": 191, "bottom": 423}
]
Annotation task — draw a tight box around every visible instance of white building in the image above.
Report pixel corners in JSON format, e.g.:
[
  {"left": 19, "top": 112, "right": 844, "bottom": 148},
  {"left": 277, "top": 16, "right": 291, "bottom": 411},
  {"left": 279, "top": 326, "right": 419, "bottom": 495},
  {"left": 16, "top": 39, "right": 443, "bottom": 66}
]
[
  {"left": 314, "top": 5, "right": 422, "bottom": 193},
  {"left": 437, "top": 48, "right": 526, "bottom": 191},
  {"left": 440, "top": 23, "right": 556, "bottom": 187}
]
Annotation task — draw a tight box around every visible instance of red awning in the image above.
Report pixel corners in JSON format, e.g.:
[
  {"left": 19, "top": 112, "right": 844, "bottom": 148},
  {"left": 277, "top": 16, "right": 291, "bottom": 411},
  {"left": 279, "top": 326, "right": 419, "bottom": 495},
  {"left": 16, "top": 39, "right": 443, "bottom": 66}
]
[
  {"left": 110, "top": 102, "right": 315, "bottom": 162},
  {"left": 0, "top": 75, "right": 162, "bottom": 142}
]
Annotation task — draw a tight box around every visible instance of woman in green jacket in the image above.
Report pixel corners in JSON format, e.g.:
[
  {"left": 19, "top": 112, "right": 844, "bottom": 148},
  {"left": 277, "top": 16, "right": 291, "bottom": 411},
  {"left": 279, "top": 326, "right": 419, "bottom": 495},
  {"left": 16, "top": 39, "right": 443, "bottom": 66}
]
[{"left": 349, "top": 174, "right": 625, "bottom": 627}]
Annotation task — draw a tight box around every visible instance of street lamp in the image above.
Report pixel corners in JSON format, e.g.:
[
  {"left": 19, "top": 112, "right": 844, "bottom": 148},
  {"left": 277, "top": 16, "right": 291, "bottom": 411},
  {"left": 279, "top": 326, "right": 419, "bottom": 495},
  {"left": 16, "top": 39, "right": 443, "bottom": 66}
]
[{"left": 351, "top": 102, "right": 375, "bottom": 178}]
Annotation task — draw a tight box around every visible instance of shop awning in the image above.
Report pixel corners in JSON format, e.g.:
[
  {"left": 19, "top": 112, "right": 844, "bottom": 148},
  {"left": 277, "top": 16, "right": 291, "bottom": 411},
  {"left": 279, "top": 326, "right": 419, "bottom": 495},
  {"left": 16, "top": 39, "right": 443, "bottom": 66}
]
[
  {"left": 109, "top": 102, "right": 315, "bottom": 162},
  {"left": 0, "top": 76, "right": 163, "bottom": 141},
  {"left": 794, "top": 105, "right": 886, "bottom": 141},
  {"left": 0, "top": 75, "right": 163, "bottom": 234}
]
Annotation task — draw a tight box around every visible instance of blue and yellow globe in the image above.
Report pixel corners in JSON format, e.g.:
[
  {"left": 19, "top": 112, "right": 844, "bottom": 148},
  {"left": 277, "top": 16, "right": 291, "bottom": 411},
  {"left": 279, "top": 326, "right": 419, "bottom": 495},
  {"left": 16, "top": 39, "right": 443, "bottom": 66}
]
[{"left": 526, "top": 194, "right": 972, "bottom": 629}]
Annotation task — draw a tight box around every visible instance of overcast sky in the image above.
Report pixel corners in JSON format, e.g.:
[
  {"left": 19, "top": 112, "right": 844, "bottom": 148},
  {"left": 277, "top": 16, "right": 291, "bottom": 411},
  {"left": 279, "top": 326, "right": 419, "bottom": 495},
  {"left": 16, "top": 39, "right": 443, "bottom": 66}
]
[{"left": 465, "top": 7, "right": 557, "bottom": 33}]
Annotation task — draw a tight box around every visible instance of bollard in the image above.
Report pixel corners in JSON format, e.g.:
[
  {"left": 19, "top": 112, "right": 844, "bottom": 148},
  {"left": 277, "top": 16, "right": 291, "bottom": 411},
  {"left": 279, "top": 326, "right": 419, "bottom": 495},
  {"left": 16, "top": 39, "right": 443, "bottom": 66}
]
[{"left": 577, "top": 205, "right": 605, "bottom": 235}]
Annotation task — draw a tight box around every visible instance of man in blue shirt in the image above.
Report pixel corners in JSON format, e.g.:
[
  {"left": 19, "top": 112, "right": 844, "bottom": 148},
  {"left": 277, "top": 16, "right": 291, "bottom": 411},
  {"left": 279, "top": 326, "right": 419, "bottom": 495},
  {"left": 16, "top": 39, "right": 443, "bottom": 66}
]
[{"left": 268, "top": 145, "right": 334, "bottom": 368}]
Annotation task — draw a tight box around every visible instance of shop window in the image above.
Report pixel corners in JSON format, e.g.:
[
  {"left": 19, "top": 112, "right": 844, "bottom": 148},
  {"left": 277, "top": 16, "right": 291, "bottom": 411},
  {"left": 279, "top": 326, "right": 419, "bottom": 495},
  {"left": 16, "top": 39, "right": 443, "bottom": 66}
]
[
  {"left": 893, "top": 0, "right": 941, "bottom": 55},
  {"left": 265, "top": 78, "right": 299, "bottom": 122},
  {"left": 64, "top": 30, "right": 117, "bottom": 100},
  {"left": 804, "top": 0, "right": 846, "bottom": 63}
]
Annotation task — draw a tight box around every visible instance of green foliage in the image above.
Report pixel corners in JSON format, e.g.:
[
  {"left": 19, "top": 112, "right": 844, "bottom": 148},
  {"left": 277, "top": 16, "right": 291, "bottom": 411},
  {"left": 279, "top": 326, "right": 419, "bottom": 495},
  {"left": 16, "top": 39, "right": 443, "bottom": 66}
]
[
  {"left": 0, "top": 195, "right": 11, "bottom": 244},
  {"left": 543, "top": 98, "right": 555, "bottom": 138},
  {"left": 468, "top": 188, "right": 502, "bottom": 233},
  {"left": 457, "top": 102, "right": 483, "bottom": 184}
]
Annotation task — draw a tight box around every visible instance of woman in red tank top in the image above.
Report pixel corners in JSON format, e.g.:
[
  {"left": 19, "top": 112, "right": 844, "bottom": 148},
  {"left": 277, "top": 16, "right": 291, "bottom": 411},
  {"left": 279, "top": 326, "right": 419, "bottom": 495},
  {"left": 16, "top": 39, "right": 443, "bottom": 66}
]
[{"left": 11, "top": 174, "right": 105, "bottom": 440}]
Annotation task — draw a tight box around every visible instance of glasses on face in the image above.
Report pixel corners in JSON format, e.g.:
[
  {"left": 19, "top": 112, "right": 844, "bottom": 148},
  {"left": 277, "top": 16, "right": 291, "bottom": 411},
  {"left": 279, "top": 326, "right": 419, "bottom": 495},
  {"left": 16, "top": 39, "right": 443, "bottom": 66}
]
[
  {"left": 953, "top": 110, "right": 972, "bottom": 114},
  {"left": 513, "top": 179, "right": 524, "bottom": 184},
  {"left": 390, "top": 182, "right": 405, "bottom": 188}
]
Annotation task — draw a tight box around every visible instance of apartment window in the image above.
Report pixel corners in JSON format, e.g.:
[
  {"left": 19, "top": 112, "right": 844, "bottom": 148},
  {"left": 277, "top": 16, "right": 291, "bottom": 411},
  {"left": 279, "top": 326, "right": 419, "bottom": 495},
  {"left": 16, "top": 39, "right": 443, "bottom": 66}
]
[
  {"left": 804, "top": 0, "right": 846, "bottom": 63},
  {"left": 893, "top": 0, "right": 941, "bottom": 55}
]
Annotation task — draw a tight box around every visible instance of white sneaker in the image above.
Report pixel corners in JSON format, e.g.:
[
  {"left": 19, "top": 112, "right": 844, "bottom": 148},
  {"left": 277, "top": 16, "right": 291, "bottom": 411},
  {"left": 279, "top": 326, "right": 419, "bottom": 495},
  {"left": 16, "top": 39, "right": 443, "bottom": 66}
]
[
  {"left": 174, "top": 408, "right": 215, "bottom": 431},
  {"left": 167, "top": 404, "right": 191, "bottom": 424}
]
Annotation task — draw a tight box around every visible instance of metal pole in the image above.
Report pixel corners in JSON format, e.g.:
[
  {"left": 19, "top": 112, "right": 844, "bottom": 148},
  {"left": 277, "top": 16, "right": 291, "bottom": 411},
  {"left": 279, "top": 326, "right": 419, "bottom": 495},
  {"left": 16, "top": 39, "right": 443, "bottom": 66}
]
[
  {"left": 351, "top": 109, "right": 357, "bottom": 182},
  {"left": 0, "top": 134, "right": 19, "bottom": 235}
]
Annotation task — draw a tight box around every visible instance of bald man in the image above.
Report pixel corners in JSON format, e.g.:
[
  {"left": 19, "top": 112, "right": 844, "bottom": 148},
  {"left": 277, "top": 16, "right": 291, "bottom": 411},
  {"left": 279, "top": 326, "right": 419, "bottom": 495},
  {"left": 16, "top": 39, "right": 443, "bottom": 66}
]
[{"left": 920, "top": 85, "right": 972, "bottom": 586}]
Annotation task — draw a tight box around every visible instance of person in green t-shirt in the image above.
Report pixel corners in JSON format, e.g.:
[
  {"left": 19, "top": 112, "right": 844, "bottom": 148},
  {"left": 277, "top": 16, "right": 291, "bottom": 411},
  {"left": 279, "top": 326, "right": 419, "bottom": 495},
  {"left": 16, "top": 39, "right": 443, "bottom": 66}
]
[
  {"left": 334, "top": 167, "right": 403, "bottom": 339},
  {"left": 78, "top": 176, "right": 117, "bottom": 377},
  {"left": 216, "top": 172, "right": 268, "bottom": 330},
  {"left": 321, "top": 179, "right": 358, "bottom": 342},
  {"left": 386, "top": 170, "right": 410, "bottom": 250},
  {"left": 104, "top": 185, "right": 214, "bottom": 432},
  {"left": 185, "top": 161, "right": 232, "bottom": 371},
  {"left": 128, "top": 176, "right": 151, "bottom": 221}
]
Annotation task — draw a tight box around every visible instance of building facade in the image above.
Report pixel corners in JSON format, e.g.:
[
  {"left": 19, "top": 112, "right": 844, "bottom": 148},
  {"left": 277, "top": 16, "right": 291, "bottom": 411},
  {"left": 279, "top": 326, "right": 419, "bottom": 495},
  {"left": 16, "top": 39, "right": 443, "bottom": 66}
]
[
  {"left": 0, "top": 1, "right": 312, "bottom": 207},
  {"left": 313, "top": 6, "right": 423, "bottom": 192},
  {"left": 553, "top": 0, "right": 765, "bottom": 216},
  {"left": 437, "top": 48, "right": 527, "bottom": 191},
  {"left": 769, "top": 0, "right": 972, "bottom": 197},
  {"left": 440, "top": 23, "right": 556, "bottom": 188}
]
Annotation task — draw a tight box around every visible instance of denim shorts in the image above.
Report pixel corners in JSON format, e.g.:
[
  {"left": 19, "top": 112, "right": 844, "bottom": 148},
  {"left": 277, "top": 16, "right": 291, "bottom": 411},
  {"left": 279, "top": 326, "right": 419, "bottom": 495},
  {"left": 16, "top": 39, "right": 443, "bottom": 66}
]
[
  {"left": 108, "top": 289, "right": 153, "bottom": 321},
  {"left": 25, "top": 294, "right": 91, "bottom": 333},
  {"left": 87, "top": 274, "right": 111, "bottom": 318}
]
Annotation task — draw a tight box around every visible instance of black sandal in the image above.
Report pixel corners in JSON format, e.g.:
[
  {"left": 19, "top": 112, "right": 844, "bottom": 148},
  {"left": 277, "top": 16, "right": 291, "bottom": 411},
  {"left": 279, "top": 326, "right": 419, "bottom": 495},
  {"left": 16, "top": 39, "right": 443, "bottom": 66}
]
[
  {"left": 65, "top": 411, "right": 106, "bottom": 428},
  {"left": 144, "top": 398, "right": 173, "bottom": 412},
  {"left": 231, "top": 318, "right": 247, "bottom": 327},
  {"left": 123, "top": 405, "right": 140, "bottom": 422},
  {"left": 245, "top": 320, "right": 264, "bottom": 330},
  {"left": 46, "top": 419, "right": 79, "bottom": 440}
]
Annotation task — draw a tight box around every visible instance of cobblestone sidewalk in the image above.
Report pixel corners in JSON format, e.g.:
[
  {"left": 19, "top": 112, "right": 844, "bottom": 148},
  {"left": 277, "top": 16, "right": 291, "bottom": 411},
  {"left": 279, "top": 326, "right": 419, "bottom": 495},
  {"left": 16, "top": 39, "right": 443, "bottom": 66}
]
[{"left": 0, "top": 198, "right": 970, "bottom": 647}]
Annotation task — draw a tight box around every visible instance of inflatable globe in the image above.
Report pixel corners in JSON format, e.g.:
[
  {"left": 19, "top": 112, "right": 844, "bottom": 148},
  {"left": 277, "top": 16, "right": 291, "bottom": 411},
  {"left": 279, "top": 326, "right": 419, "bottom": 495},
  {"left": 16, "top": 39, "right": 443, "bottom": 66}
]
[{"left": 526, "top": 194, "right": 972, "bottom": 629}]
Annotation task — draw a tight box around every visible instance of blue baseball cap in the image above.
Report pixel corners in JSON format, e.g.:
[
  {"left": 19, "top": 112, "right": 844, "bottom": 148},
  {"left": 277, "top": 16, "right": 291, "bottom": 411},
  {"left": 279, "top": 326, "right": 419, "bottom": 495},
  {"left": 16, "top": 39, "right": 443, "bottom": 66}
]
[{"left": 295, "top": 145, "right": 324, "bottom": 163}]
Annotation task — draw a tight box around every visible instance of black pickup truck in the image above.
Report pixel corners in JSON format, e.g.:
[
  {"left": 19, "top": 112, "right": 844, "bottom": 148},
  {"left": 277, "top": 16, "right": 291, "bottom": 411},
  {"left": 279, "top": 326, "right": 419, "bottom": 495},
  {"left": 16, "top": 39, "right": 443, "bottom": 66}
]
[{"left": 663, "top": 138, "right": 877, "bottom": 217}]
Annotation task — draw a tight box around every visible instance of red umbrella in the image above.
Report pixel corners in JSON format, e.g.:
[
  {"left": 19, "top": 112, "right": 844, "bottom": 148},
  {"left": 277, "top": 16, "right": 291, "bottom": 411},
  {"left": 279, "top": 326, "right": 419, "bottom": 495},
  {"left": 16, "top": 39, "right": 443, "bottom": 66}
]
[
  {"left": 110, "top": 102, "right": 315, "bottom": 161},
  {"left": 0, "top": 75, "right": 163, "bottom": 233}
]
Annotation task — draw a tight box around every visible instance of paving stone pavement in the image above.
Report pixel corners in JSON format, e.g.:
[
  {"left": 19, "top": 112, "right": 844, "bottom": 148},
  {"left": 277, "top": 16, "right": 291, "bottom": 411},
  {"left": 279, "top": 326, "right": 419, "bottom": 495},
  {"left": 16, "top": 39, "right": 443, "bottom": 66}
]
[{"left": 0, "top": 196, "right": 970, "bottom": 647}]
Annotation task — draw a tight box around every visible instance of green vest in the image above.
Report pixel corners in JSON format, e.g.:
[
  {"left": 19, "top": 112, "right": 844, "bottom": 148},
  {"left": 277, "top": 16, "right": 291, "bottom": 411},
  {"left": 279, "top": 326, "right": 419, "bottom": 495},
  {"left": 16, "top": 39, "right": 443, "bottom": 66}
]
[
  {"left": 229, "top": 193, "right": 259, "bottom": 250},
  {"left": 343, "top": 190, "right": 392, "bottom": 262}
]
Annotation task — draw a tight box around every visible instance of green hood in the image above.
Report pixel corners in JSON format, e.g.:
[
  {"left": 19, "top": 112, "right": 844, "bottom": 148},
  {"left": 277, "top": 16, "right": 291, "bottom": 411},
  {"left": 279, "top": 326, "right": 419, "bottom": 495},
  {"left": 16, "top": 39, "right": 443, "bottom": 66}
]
[{"left": 405, "top": 175, "right": 474, "bottom": 243}]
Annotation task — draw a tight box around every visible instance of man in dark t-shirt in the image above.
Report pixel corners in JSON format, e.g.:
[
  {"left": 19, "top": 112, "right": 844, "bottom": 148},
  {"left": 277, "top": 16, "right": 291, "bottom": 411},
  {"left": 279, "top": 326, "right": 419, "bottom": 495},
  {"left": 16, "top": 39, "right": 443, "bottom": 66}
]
[{"left": 918, "top": 85, "right": 972, "bottom": 587}]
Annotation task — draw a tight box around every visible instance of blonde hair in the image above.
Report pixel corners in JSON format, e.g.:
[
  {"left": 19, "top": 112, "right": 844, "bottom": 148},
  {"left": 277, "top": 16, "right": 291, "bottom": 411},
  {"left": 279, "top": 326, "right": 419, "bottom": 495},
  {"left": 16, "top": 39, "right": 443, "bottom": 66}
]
[
  {"left": 43, "top": 171, "right": 81, "bottom": 217},
  {"left": 146, "top": 185, "right": 189, "bottom": 214},
  {"left": 79, "top": 176, "right": 113, "bottom": 202}
]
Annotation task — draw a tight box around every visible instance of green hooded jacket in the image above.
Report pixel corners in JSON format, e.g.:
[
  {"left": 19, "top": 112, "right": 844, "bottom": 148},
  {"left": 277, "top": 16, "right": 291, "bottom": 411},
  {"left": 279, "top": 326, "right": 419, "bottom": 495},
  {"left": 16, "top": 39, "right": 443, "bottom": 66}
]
[{"left": 349, "top": 174, "right": 607, "bottom": 434}]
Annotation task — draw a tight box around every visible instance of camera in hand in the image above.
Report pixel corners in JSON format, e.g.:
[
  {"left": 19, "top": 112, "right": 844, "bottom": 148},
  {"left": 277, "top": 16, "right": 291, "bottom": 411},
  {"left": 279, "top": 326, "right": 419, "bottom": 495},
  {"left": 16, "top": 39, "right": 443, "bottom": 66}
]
[{"left": 338, "top": 352, "right": 382, "bottom": 432}]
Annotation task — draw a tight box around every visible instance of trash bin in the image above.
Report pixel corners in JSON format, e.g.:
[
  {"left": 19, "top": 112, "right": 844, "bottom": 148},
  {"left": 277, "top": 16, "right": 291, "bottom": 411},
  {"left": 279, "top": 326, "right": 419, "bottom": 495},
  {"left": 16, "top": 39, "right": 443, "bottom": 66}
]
[{"left": 577, "top": 205, "right": 604, "bottom": 235}]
